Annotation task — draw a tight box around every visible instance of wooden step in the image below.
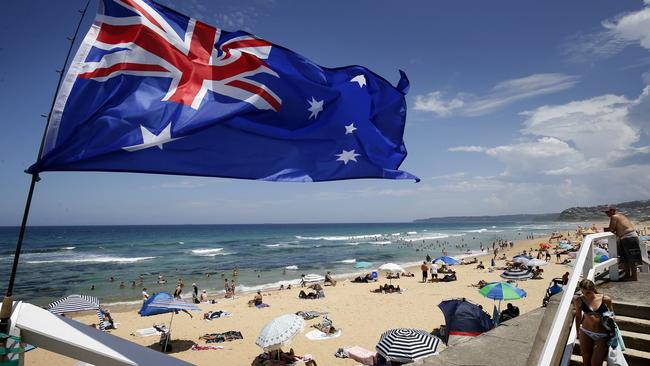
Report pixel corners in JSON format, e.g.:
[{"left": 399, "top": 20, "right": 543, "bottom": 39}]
[
  {"left": 612, "top": 301, "right": 650, "bottom": 320},
  {"left": 572, "top": 341, "right": 650, "bottom": 366},
  {"left": 621, "top": 329, "right": 650, "bottom": 352},
  {"left": 616, "top": 315, "right": 650, "bottom": 334}
]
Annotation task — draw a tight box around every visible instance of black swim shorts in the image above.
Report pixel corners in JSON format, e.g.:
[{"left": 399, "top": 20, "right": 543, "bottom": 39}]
[{"left": 619, "top": 236, "right": 642, "bottom": 264}]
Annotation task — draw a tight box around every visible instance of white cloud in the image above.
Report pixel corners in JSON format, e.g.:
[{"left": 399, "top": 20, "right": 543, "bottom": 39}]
[
  {"left": 604, "top": 4, "right": 650, "bottom": 49},
  {"left": 414, "top": 91, "right": 464, "bottom": 116},
  {"left": 448, "top": 146, "right": 485, "bottom": 153},
  {"left": 449, "top": 88, "right": 650, "bottom": 180},
  {"left": 520, "top": 94, "right": 637, "bottom": 159},
  {"left": 561, "top": 2, "right": 650, "bottom": 63},
  {"left": 414, "top": 73, "right": 578, "bottom": 117}
]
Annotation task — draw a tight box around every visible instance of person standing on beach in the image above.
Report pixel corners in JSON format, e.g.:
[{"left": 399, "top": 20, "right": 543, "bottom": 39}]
[
  {"left": 604, "top": 205, "right": 642, "bottom": 281},
  {"left": 142, "top": 288, "right": 149, "bottom": 301},
  {"left": 420, "top": 261, "right": 429, "bottom": 283},
  {"left": 430, "top": 261, "right": 438, "bottom": 280},
  {"left": 230, "top": 279, "right": 236, "bottom": 297}
]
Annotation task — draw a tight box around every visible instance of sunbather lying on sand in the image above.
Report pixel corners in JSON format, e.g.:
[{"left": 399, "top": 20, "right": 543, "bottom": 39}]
[
  {"left": 371, "top": 284, "right": 402, "bottom": 293},
  {"left": 470, "top": 280, "right": 488, "bottom": 289},
  {"left": 352, "top": 273, "right": 373, "bottom": 283}
]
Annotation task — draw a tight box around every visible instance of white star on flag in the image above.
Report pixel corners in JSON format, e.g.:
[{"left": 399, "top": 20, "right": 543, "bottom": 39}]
[
  {"left": 307, "top": 97, "right": 324, "bottom": 119},
  {"left": 123, "top": 122, "right": 182, "bottom": 152},
  {"left": 344, "top": 123, "right": 357, "bottom": 135},
  {"left": 351, "top": 75, "right": 366, "bottom": 87},
  {"left": 336, "top": 149, "right": 360, "bottom": 165}
]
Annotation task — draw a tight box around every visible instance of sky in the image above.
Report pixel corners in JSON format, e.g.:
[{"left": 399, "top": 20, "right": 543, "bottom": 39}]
[{"left": 0, "top": 0, "right": 649, "bottom": 225}]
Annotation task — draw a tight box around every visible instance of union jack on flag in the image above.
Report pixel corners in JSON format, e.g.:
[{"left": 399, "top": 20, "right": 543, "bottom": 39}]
[{"left": 29, "top": 0, "right": 418, "bottom": 182}]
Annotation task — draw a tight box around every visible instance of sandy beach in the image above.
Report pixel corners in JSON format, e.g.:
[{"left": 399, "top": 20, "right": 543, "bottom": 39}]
[{"left": 23, "top": 233, "right": 579, "bottom": 366}]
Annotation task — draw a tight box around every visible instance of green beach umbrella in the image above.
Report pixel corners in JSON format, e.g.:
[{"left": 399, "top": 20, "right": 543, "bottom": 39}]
[{"left": 479, "top": 282, "right": 527, "bottom": 301}]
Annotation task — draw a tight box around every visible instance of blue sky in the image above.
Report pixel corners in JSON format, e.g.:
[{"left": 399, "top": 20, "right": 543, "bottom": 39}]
[{"left": 1, "top": 0, "right": 649, "bottom": 225}]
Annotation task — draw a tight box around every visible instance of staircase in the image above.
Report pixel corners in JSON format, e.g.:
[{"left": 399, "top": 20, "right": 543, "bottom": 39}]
[{"left": 569, "top": 273, "right": 650, "bottom": 366}]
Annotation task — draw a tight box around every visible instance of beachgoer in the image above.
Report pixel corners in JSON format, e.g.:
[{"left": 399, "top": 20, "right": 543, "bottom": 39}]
[
  {"left": 253, "top": 290, "right": 263, "bottom": 306},
  {"left": 426, "top": 254, "right": 431, "bottom": 262},
  {"left": 430, "top": 261, "right": 438, "bottom": 280},
  {"left": 230, "top": 279, "right": 236, "bottom": 297},
  {"left": 324, "top": 271, "right": 337, "bottom": 286},
  {"left": 224, "top": 279, "right": 231, "bottom": 298},
  {"left": 420, "top": 261, "right": 429, "bottom": 283},
  {"left": 173, "top": 283, "right": 182, "bottom": 299},
  {"left": 110, "top": 276, "right": 115, "bottom": 282},
  {"left": 90, "top": 285, "right": 95, "bottom": 291},
  {"left": 476, "top": 261, "right": 485, "bottom": 270},
  {"left": 199, "top": 290, "right": 208, "bottom": 302},
  {"left": 499, "top": 303, "right": 520, "bottom": 322},
  {"left": 142, "top": 288, "right": 149, "bottom": 301},
  {"left": 119, "top": 281, "right": 125, "bottom": 289},
  {"left": 604, "top": 205, "right": 641, "bottom": 281},
  {"left": 573, "top": 279, "right": 613, "bottom": 365},
  {"left": 192, "top": 283, "right": 199, "bottom": 303},
  {"left": 100, "top": 308, "right": 116, "bottom": 329}
]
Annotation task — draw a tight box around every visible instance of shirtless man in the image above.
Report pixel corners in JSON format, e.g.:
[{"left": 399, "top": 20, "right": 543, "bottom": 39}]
[{"left": 604, "top": 205, "right": 641, "bottom": 281}]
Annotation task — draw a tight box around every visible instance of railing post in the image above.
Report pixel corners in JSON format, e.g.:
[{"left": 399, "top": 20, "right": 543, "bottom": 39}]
[
  {"left": 583, "top": 238, "right": 593, "bottom": 279},
  {"left": 640, "top": 241, "right": 649, "bottom": 273},
  {"left": 608, "top": 236, "right": 619, "bottom": 281}
]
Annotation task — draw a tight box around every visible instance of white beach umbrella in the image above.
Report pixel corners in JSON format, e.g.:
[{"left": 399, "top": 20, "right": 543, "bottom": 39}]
[
  {"left": 256, "top": 314, "right": 305, "bottom": 351},
  {"left": 525, "top": 259, "right": 548, "bottom": 267},
  {"left": 378, "top": 263, "right": 406, "bottom": 273}
]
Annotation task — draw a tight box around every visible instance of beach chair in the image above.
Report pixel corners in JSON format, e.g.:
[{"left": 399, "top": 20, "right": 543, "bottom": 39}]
[{"left": 370, "top": 271, "right": 378, "bottom": 281}]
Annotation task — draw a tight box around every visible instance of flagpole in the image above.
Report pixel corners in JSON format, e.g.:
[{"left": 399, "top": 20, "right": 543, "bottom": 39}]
[{"left": 0, "top": 0, "right": 92, "bottom": 358}]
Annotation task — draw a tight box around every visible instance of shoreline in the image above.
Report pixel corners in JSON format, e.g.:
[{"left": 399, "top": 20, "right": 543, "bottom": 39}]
[{"left": 94, "top": 238, "right": 547, "bottom": 313}]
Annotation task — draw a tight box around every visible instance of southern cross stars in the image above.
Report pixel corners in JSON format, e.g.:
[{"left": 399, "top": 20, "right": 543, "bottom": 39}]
[
  {"left": 345, "top": 123, "right": 357, "bottom": 135},
  {"left": 336, "top": 149, "right": 360, "bottom": 165},
  {"left": 307, "top": 97, "right": 324, "bottom": 119},
  {"left": 123, "top": 122, "right": 181, "bottom": 152},
  {"left": 350, "top": 75, "right": 366, "bottom": 88}
]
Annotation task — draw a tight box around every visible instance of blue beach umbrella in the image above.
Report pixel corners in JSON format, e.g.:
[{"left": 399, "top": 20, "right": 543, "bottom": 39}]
[
  {"left": 433, "top": 256, "right": 459, "bottom": 265},
  {"left": 139, "top": 292, "right": 201, "bottom": 352}
]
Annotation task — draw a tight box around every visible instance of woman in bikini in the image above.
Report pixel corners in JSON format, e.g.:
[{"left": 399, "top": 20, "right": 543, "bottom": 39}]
[{"left": 572, "top": 279, "right": 613, "bottom": 366}]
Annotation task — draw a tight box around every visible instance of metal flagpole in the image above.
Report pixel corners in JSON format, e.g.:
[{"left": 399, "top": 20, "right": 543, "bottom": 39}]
[{"left": 0, "top": 0, "right": 92, "bottom": 361}]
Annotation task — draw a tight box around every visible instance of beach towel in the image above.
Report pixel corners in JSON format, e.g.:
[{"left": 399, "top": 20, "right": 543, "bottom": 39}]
[
  {"left": 305, "top": 329, "right": 341, "bottom": 340},
  {"left": 296, "top": 311, "right": 321, "bottom": 320},
  {"left": 200, "top": 331, "right": 243, "bottom": 343},
  {"left": 345, "top": 346, "right": 376, "bottom": 366},
  {"left": 134, "top": 327, "right": 159, "bottom": 337},
  {"left": 256, "top": 303, "right": 270, "bottom": 308},
  {"left": 191, "top": 344, "right": 224, "bottom": 351}
]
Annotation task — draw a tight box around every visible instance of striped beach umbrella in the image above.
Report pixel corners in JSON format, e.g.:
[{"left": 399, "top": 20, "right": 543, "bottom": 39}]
[
  {"left": 500, "top": 268, "right": 533, "bottom": 281},
  {"left": 376, "top": 328, "right": 441, "bottom": 363},
  {"left": 479, "top": 282, "right": 527, "bottom": 301},
  {"left": 256, "top": 314, "right": 305, "bottom": 352},
  {"left": 48, "top": 294, "right": 99, "bottom": 314},
  {"left": 302, "top": 273, "right": 325, "bottom": 283}
]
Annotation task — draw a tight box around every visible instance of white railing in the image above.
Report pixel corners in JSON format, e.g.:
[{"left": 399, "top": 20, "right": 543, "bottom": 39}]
[{"left": 536, "top": 232, "right": 619, "bottom": 366}]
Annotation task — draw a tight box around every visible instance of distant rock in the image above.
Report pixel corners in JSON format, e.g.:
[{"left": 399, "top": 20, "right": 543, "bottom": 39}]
[
  {"left": 413, "top": 213, "right": 559, "bottom": 224},
  {"left": 557, "top": 200, "right": 650, "bottom": 221},
  {"left": 412, "top": 199, "right": 650, "bottom": 223}
]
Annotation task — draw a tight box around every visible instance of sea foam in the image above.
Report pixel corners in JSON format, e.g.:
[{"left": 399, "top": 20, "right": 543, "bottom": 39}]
[{"left": 25, "top": 256, "right": 156, "bottom": 264}]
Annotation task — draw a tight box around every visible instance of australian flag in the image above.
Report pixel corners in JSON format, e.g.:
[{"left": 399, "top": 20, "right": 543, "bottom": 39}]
[{"left": 28, "top": 0, "right": 418, "bottom": 182}]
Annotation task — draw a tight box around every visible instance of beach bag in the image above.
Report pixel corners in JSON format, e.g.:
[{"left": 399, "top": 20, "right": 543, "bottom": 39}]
[{"left": 607, "top": 346, "right": 628, "bottom": 366}]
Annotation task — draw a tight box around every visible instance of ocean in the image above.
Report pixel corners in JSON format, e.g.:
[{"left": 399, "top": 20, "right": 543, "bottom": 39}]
[{"left": 0, "top": 222, "right": 575, "bottom": 306}]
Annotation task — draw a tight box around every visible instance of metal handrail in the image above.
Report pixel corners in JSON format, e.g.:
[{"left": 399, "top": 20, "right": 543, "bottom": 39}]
[{"left": 536, "top": 232, "right": 619, "bottom": 366}]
